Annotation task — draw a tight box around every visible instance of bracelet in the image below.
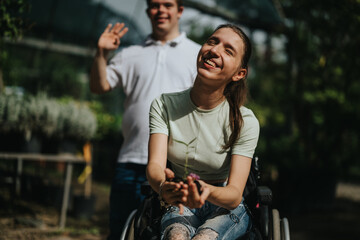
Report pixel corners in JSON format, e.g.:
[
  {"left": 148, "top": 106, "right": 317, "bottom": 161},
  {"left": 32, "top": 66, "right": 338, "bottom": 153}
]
[
  {"left": 159, "top": 180, "right": 166, "bottom": 197},
  {"left": 158, "top": 180, "right": 170, "bottom": 209}
]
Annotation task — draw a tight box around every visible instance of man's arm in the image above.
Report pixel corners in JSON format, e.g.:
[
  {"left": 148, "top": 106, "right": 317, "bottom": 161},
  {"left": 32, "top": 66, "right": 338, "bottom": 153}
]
[{"left": 90, "top": 23, "right": 128, "bottom": 94}]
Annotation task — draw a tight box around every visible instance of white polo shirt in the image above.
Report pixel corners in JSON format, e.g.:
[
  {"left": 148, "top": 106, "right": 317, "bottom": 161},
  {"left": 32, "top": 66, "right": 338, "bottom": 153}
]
[{"left": 107, "top": 33, "right": 201, "bottom": 165}]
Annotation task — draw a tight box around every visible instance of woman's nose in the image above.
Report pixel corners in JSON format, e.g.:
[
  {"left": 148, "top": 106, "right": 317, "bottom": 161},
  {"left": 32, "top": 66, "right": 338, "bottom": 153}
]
[{"left": 209, "top": 45, "right": 220, "bottom": 56}]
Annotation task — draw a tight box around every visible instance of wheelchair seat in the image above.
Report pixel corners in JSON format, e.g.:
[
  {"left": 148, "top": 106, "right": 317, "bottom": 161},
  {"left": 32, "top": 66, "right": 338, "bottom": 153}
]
[{"left": 120, "top": 157, "right": 290, "bottom": 240}]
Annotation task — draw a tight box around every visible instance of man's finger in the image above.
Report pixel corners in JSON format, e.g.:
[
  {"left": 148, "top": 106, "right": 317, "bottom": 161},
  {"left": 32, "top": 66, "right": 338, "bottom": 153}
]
[
  {"left": 113, "top": 22, "right": 125, "bottom": 33},
  {"left": 104, "top": 23, "right": 112, "bottom": 33},
  {"left": 113, "top": 37, "right": 120, "bottom": 46},
  {"left": 118, "top": 27, "right": 129, "bottom": 38}
]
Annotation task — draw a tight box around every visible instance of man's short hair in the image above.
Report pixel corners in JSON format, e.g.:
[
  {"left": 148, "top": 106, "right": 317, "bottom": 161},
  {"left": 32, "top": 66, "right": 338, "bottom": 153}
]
[{"left": 146, "top": 0, "right": 184, "bottom": 9}]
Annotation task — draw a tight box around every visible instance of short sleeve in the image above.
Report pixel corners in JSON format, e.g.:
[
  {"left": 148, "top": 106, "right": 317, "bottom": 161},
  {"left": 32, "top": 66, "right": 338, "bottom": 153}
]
[
  {"left": 149, "top": 96, "right": 169, "bottom": 135},
  {"left": 231, "top": 108, "right": 260, "bottom": 158},
  {"left": 106, "top": 51, "right": 124, "bottom": 89}
]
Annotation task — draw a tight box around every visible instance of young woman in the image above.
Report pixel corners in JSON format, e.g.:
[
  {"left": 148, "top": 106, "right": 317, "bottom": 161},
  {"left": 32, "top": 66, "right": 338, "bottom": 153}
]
[{"left": 146, "top": 24, "right": 260, "bottom": 240}]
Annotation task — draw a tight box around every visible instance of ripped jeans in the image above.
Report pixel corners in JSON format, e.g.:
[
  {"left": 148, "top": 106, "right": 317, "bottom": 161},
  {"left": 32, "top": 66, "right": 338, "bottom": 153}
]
[{"left": 160, "top": 199, "right": 250, "bottom": 240}]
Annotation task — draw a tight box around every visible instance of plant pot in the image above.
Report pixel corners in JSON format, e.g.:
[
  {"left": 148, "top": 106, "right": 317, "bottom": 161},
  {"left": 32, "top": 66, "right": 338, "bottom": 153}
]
[
  {"left": 72, "top": 194, "right": 96, "bottom": 219},
  {"left": 0, "top": 132, "right": 27, "bottom": 152},
  {"left": 58, "top": 139, "right": 78, "bottom": 154},
  {"left": 41, "top": 137, "right": 60, "bottom": 154},
  {"left": 20, "top": 135, "right": 42, "bottom": 153}
]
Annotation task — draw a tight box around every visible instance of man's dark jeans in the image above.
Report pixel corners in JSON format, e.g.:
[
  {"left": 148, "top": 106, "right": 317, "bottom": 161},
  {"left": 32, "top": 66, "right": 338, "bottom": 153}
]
[{"left": 107, "top": 162, "right": 147, "bottom": 240}]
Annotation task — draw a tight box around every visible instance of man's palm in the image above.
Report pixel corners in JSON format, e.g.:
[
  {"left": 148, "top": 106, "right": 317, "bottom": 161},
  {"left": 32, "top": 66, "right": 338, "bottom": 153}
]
[{"left": 98, "top": 22, "right": 128, "bottom": 50}]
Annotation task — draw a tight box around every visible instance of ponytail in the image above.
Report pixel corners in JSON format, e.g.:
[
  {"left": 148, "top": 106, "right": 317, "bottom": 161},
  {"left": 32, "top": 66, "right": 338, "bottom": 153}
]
[
  {"left": 223, "top": 79, "right": 247, "bottom": 150},
  {"left": 214, "top": 24, "right": 252, "bottom": 150}
]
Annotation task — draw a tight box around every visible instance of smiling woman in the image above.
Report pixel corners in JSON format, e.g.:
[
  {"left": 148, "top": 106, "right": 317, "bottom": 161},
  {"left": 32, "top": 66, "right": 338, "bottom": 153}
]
[
  {"left": 147, "top": 24, "right": 259, "bottom": 240},
  {"left": 196, "top": 28, "right": 247, "bottom": 95}
]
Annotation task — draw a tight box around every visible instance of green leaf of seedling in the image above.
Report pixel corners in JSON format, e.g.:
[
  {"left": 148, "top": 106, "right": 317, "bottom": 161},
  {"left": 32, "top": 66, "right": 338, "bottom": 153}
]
[
  {"left": 188, "top": 138, "right": 196, "bottom": 145},
  {"left": 173, "top": 139, "right": 188, "bottom": 146}
]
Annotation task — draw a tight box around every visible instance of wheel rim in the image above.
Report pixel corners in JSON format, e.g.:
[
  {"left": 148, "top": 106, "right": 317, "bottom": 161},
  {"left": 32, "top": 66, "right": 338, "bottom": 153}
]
[{"left": 272, "top": 209, "right": 281, "bottom": 240}]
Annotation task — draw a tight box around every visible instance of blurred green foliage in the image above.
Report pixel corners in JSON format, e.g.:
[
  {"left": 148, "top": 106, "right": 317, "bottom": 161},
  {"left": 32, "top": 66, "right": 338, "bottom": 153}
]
[
  {"left": 0, "top": 0, "right": 31, "bottom": 92},
  {"left": 88, "top": 100, "right": 122, "bottom": 140},
  {"left": 0, "top": 0, "right": 29, "bottom": 40},
  {"left": 3, "top": 44, "right": 88, "bottom": 98},
  {"left": 250, "top": 0, "right": 360, "bottom": 183}
]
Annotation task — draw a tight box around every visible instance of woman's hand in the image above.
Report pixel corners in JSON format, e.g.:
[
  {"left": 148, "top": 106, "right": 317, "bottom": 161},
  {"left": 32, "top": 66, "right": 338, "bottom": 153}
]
[
  {"left": 160, "top": 180, "right": 188, "bottom": 205},
  {"left": 160, "top": 168, "right": 189, "bottom": 214},
  {"left": 184, "top": 176, "right": 210, "bottom": 209}
]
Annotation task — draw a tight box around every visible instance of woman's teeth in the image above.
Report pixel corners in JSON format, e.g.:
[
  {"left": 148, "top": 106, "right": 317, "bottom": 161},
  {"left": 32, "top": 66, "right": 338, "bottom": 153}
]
[{"left": 205, "top": 59, "right": 216, "bottom": 67}]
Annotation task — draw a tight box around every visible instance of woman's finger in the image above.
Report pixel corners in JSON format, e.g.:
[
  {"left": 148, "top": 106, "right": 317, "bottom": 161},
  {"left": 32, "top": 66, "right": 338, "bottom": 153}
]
[
  {"left": 187, "top": 177, "right": 200, "bottom": 198},
  {"left": 164, "top": 168, "right": 175, "bottom": 180},
  {"left": 199, "top": 185, "right": 210, "bottom": 205}
]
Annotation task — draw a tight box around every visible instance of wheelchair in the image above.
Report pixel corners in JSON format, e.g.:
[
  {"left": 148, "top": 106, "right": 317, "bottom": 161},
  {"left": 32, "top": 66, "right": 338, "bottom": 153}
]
[{"left": 120, "top": 157, "right": 290, "bottom": 240}]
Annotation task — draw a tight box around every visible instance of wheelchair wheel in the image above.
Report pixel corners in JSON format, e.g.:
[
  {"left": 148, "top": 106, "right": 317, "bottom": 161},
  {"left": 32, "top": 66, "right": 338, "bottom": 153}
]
[
  {"left": 271, "top": 209, "right": 281, "bottom": 240},
  {"left": 120, "top": 209, "right": 137, "bottom": 240},
  {"left": 281, "top": 217, "right": 290, "bottom": 240}
]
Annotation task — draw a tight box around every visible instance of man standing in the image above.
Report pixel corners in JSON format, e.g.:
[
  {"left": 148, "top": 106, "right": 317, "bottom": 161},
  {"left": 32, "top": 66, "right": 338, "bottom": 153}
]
[{"left": 90, "top": 0, "right": 200, "bottom": 239}]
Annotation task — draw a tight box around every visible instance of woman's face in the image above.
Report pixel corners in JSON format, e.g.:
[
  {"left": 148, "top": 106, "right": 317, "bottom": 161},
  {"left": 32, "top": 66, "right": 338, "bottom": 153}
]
[{"left": 197, "top": 27, "right": 246, "bottom": 87}]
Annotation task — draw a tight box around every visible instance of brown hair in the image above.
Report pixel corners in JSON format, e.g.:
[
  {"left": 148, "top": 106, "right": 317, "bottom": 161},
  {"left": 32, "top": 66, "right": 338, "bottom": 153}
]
[
  {"left": 146, "top": 0, "right": 183, "bottom": 9},
  {"left": 214, "top": 24, "right": 252, "bottom": 150}
]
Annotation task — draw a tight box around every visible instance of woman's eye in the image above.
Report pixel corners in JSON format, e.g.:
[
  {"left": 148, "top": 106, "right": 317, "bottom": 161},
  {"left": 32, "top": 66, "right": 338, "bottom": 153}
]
[
  {"left": 207, "top": 39, "right": 215, "bottom": 45},
  {"left": 226, "top": 49, "right": 233, "bottom": 55}
]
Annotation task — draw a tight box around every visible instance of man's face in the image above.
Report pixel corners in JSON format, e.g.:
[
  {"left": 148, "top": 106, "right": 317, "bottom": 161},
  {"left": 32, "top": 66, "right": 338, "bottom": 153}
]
[{"left": 146, "top": 0, "right": 183, "bottom": 35}]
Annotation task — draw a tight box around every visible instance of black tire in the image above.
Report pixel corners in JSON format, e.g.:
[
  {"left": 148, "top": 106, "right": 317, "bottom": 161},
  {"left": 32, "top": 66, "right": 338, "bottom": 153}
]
[
  {"left": 260, "top": 205, "right": 270, "bottom": 238},
  {"left": 272, "top": 209, "right": 281, "bottom": 240}
]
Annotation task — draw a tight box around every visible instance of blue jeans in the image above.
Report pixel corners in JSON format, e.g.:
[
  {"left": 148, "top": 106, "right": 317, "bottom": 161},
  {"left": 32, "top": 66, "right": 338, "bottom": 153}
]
[
  {"left": 107, "top": 162, "right": 147, "bottom": 240},
  {"left": 161, "top": 200, "right": 250, "bottom": 240}
]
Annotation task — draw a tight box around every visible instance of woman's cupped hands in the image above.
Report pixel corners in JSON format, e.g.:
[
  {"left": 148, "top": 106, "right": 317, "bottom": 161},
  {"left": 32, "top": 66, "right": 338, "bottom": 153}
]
[{"left": 161, "top": 168, "right": 210, "bottom": 214}]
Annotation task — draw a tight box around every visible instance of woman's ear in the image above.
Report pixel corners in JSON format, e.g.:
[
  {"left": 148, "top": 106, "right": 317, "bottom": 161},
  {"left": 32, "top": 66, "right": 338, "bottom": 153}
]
[{"left": 232, "top": 69, "right": 247, "bottom": 82}]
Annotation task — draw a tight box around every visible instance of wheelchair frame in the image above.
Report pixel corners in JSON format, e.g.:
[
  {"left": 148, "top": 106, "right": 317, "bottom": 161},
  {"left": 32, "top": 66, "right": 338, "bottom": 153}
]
[{"left": 120, "top": 157, "right": 290, "bottom": 240}]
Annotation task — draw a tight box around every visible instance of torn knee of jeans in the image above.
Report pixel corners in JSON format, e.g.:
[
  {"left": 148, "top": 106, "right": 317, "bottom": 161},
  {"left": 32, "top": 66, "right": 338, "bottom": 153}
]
[
  {"left": 193, "top": 228, "right": 219, "bottom": 240},
  {"left": 163, "top": 223, "right": 190, "bottom": 240}
]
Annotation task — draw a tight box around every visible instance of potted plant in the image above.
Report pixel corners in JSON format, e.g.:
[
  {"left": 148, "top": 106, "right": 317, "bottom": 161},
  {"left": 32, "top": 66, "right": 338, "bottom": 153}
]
[
  {"left": 18, "top": 94, "right": 54, "bottom": 152},
  {"left": 0, "top": 93, "right": 97, "bottom": 154},
  {"left": 0, "top": 93, "right": 31, "bottom": 152},
  {"left": 54, "top": 99, "right": 97, "bottom": 154}
]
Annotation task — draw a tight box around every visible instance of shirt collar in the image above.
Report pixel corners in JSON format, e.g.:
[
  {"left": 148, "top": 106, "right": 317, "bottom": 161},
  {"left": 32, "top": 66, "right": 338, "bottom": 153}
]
[{"left": 144, "top": 32, "right": 186, "bottom": 47}]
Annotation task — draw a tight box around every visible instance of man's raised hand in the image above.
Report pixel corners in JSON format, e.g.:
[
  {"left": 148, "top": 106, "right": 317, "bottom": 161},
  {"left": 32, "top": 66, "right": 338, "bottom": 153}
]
[{"left": 98, "top": 22, "right": 128, "bottom": 51}]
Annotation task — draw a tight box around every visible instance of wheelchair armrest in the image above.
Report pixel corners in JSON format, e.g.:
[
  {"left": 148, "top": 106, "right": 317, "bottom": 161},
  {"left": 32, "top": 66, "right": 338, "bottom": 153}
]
[
  {"left": 141, "top": 181, "right": 154, "bottom": 196},
  {"left": 257, "top": 186, "right": 272, "bottom": 205},
  {"left": 257, "top": 186, "right": 272, "bottom": 238}
]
